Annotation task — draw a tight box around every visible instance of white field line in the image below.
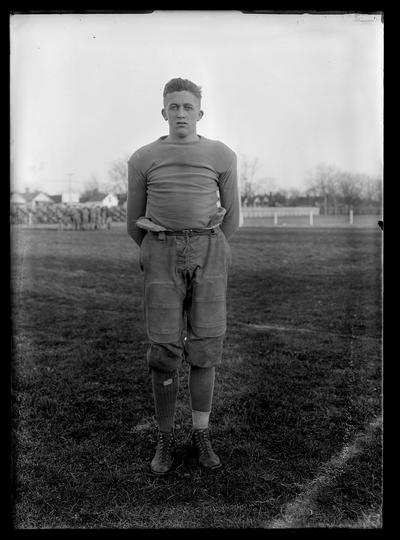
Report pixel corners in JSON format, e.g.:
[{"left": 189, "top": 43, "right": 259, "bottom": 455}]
[
  {"left": 245, "top": 323, "right": 381, "bottom": 342},
  {"left": 268, "top": 415, "right": 383, "bottom": 528}
]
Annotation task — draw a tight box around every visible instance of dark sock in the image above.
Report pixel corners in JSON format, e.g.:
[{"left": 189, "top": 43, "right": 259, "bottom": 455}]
[
  {"left": 189, "top": 366, "right": 215, "bottom": 412},
  {"left": 151, "top": 369, "right": 179, "bottom": 432}
]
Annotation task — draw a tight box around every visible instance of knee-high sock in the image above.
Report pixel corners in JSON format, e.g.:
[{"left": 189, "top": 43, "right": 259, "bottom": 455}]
[
  {"left": 151, "top": 369, "right": 179, "bottom": 433},
  {"left": 189, "top": 366, "right": 215, "bottom": 429}
]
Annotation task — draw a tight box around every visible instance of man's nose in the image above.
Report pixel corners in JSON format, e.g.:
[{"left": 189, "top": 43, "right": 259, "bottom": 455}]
[{"left": 177, "top": 107, "right": 186, "bottom": 117}]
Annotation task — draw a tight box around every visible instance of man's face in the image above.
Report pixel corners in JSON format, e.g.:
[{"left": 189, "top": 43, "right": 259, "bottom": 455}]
[{"left": 162, "top": 90, "right": 203, "bottom": 141}]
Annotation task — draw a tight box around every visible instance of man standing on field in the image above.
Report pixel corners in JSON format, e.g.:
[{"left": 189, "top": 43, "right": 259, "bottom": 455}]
[{"left": 127, "top": 78, "right": 240, "bottom": 475}]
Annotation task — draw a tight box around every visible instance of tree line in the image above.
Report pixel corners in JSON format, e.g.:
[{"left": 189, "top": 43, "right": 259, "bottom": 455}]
[{"left": 240, "top": 157, "right": 382, "bottom": 214}]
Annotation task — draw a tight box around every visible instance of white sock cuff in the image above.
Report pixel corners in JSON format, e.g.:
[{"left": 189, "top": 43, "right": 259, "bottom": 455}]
[{"left": 192, "top": 409, "right": 211, "bottom": 430}]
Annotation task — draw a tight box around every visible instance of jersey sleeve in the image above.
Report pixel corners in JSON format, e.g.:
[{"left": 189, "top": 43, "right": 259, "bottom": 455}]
[
  {"left": 218, "top": 151, "right": 240, "bottom": 240},
  {"left": 127, "top": 154, "right": 147, "bottom": 246}
]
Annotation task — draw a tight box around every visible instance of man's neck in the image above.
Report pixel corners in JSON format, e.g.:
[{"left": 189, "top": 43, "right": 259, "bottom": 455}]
[{"left": 165, "top": 134, "right": 200, "bottom": 143}]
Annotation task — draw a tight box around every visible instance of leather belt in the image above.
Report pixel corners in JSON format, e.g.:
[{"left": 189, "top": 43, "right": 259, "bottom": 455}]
[{"left": 156, "top": 228, "right": 216, "bottom": 236}]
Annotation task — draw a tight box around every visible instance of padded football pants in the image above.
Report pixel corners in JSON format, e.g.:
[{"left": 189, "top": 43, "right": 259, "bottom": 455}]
[{"left": 139, "top": 228, "right": 231, "bottom": 371}]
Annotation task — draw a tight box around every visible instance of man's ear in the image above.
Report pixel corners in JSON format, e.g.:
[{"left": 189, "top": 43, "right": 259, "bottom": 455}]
[
  {"left": 161, "top": 108, "right": 168, "bottom": 121},
  {"left": 197, "top": 110, "right": 204, "bottom": 121}
]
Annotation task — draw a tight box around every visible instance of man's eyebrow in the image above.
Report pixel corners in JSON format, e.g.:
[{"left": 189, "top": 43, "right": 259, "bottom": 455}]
[{"left": 168, "top": 102, "right": 195, "bottom": 106}]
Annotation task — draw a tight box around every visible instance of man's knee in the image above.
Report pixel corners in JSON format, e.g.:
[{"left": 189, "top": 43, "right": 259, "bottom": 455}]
[
  {"left": 185, "top": 335, "right": 225, "bottom": 368},
  {"left": 149, "top": 366, "right": 179, "bottom": 385},
  {"left": 147, "top": 342, "right": 184, "bottom": 371}
]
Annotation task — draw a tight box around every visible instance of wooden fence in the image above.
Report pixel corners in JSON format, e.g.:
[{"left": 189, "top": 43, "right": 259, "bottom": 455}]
[{"left": 241, "top": 206, "right": 320, "bottom": 218}]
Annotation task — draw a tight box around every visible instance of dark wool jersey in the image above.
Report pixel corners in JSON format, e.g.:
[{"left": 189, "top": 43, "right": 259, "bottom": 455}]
[{"left": 127, "top": 135, "right": 240, "bottom": 246}]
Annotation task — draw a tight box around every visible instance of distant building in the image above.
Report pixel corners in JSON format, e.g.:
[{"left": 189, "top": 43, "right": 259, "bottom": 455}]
[
  {"left": 11, "top": 190, "right": 57, "bottom": 209},
  {"left": 62, "top": 192, "right": 80, "bottom": 204},
  {"left": 32, "top": 192, "right": 54, "bottom": 205},
  {"left": 101, "top": 193, "right": 119, "bottom": 208},
  {"left": 21, "top": 190, "right": 39, "bottom": 206},
  {"left": 10, "top": 192, "right": 27, "bottom": 205}
]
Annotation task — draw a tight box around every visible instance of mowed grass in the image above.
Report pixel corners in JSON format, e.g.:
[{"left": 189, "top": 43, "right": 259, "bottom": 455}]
[{"left": 10, "top": 223, "right": 383, "bottom": 528}]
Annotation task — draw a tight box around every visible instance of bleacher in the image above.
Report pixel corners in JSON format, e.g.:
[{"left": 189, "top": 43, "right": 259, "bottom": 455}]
[{"left": 10, "top": 204, "right": 128, "bottom": 225}]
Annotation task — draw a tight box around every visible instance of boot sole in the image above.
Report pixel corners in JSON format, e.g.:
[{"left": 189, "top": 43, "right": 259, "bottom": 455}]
[
  {"left": 150, "top": 466, "right": 173, "bottom": 476},
  {"left": 199, "top": 460, "right": 222, "bottom": 470},
  {"left": 150, "top": 456, "right": 175, "bottom": 476}
]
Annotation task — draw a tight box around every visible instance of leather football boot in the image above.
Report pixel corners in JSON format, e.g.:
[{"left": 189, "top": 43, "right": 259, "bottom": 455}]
[
  {"left": 192, "top": 428, "right": 222, "bottom": 470},
  {"left": 150, "top": 430, "right": 175, "bottom": 475}
]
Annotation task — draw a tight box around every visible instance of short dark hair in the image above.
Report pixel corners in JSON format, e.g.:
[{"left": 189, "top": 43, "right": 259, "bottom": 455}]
[{"left": 163, "top": 78, "right": 202, "bottom": 100}]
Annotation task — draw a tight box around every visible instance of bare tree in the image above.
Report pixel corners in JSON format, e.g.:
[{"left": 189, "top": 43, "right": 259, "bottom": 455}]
[
  {"left": 336, "top": 172, "right": 364, "bottom": 209},
  {"left": 239, "top": 155, "right": 259, "bottom": 200},
  {"left": 307, "top": 165, "right": 383, "bottom": 213},
  {"left": 104, "top": 156, "right": 129, "bottom": 195},
  {"left": 306, "top": 163, "right": 341, "bottom": 215},
  {"left": 361, "top": 175, "right": 383, "bottom": 205},
  {"left": 79, "top": 175, "right": 107, "bottom": 203},
  {"left": 287, "top": 187, "right": 302, "bottom": 200}
]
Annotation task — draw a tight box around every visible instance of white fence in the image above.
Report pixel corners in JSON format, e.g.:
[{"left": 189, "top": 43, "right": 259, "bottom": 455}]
[{"left": 241, "top": 206, "right": 320, "bottom": 218}]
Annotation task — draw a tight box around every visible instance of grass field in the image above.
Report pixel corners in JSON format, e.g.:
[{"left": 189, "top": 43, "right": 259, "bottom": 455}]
[{"left": 10, "top": 221, "right": 383, "bottom": 529}]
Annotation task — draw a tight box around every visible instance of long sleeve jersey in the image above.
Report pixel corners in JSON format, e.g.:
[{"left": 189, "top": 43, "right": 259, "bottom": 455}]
[{"left": 127, "top": 135, "right": 240, "bottom": 246}]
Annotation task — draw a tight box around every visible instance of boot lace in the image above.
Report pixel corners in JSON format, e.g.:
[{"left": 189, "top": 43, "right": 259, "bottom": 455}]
[
  {"left": 194, "top": 429, "right": 213, "bottom": 456},
  {"left": 156, "top": 432, "right": 174, "bottom": 461}
]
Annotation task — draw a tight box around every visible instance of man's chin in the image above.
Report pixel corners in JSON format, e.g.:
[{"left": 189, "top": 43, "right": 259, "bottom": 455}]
[{"left": 175, "top": 130, "right": 192, "bottom": 139}]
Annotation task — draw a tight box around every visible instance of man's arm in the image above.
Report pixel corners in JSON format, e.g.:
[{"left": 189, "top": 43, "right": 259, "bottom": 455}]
[
  {"left": 127, "top": 158, "right": 147, "bottom": 246},
  {"left": 219, "top": 153, "right": 240, "bottom": 240}
]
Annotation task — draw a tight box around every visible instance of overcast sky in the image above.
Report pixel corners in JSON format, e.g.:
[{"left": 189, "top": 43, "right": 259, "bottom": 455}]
[{"left": 10, "top": 11, "right": 383, "bottom": 195}]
